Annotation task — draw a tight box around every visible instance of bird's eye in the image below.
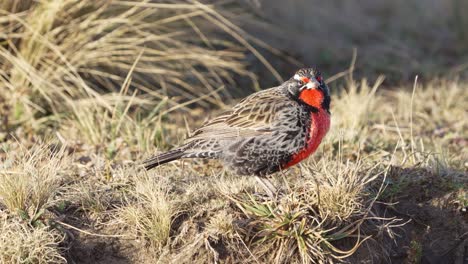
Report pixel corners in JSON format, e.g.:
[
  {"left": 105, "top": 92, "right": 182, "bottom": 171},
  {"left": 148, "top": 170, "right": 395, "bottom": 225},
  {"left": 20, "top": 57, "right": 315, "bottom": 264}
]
[{"left": 316, "top": 76, "right": 322, "bottom": 83}]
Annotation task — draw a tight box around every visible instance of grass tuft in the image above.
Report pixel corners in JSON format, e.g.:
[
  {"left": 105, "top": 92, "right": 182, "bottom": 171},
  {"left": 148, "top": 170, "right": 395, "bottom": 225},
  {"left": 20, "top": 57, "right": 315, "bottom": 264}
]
[
  {"left": 118, "top": 172, "right": 174, "bottom": 251},
  {"left": 233, "top": 153, "right": 386, "bottom": 263},
  {"left": 0, "top": 213, "right": 65, "bottom": 264},
  {"left": 330, "top": 75, "right": 384, "bottom": 142},
  {"left": 0, "top": 143, "right": 68, "bottom": 224}
]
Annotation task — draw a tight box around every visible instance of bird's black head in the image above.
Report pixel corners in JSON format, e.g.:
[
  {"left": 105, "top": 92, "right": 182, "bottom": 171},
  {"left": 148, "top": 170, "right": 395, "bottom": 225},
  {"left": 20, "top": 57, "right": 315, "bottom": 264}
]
[{"left": 286, "top": 67, "right": 330, "bottom": 112}]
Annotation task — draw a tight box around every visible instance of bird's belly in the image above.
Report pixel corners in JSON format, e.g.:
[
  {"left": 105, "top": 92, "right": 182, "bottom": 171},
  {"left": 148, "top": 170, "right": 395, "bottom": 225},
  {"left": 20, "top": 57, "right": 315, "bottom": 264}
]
[{"left": 282, "top": 110, "right": 330, "bottom": 168}]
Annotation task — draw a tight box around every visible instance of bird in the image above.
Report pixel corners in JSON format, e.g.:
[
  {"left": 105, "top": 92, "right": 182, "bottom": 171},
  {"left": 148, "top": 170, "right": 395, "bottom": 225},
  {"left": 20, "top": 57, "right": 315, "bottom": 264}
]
[{"left": 143, "top": 67, "right": 331, "bottom": 197}]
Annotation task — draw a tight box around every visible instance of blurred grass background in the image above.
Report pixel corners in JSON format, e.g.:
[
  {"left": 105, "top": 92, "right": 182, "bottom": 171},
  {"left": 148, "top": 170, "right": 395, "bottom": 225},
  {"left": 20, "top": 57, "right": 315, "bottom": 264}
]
[{"left": 242, "top": 0, "right": 468, "bottom": 85}]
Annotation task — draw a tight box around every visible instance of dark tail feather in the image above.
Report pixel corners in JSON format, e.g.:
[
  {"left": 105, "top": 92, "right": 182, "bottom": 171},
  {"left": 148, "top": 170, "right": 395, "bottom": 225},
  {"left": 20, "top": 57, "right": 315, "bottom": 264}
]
[{"left": 143, "top": 148, "right": 185, "bottom": 170}]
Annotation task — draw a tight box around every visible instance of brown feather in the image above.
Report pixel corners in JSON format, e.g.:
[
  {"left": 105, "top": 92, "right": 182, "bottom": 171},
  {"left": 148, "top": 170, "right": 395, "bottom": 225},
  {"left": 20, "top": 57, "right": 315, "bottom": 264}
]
[{"left": 185, "top": 88, "right": 289, "bottom": 143}]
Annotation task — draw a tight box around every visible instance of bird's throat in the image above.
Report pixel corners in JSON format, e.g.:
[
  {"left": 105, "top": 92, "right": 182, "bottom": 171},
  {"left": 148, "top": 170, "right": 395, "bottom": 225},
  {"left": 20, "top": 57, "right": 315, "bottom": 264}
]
[
  {"left": 282, "top": 109, "right": 330, "bottom": 169},
  {"left": 299, "top": 89, "right": 323, "bottom": 109}
]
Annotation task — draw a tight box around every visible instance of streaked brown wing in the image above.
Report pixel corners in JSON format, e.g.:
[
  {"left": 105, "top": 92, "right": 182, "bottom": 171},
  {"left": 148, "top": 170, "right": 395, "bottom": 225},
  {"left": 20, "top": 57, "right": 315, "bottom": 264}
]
[{"left": 185, "top": 88, "right": 289, "bottom": 142}]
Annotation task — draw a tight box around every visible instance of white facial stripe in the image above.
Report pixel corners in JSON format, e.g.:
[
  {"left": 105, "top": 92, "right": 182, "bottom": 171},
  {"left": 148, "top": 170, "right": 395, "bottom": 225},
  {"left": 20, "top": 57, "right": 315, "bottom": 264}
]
[{"left": 295, "top": 73, "right": 320, "bottom": 90}]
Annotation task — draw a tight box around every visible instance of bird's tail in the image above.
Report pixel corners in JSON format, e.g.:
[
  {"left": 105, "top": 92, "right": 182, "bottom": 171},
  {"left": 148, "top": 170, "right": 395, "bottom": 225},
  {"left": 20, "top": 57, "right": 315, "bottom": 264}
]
[{"left": 143, "top": 148, "right": 185, "bottom": 170}]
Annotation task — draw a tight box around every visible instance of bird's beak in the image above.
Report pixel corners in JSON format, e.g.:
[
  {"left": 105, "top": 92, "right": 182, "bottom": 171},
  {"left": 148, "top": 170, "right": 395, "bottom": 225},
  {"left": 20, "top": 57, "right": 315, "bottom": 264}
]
[
  {"left": 306, "top": 80, "right": 320, "bottom": 89},
  {"left": 300, "top": 77, "right": 320, "bottom": 90}
]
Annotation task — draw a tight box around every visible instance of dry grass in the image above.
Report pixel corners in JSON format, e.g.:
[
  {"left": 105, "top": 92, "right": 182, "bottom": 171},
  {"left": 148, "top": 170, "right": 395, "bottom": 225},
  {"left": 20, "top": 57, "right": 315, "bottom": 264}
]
[
  {"left": 0, "top": 0, "right": 254, "bottom": 140},
  {"left": 329, "top": 75, "right": 384, "bottom": 142},
  {"left": 0, "top": 76, "right": 465, "bottom": 263},
  {"left": 117, "top": 172, "right": 174, "bottom": 252},
  {"left": 0, "top": 143, "right": 68, "bottom": 223},
  {"left": 0, "top": 1, "right": 466, "bottom": 263},
  {"left": 0, "top": 214, "right": 65, "bottom": 264},
  {"left": 231, "top": 151, "right": 385, "bottom": 263}
]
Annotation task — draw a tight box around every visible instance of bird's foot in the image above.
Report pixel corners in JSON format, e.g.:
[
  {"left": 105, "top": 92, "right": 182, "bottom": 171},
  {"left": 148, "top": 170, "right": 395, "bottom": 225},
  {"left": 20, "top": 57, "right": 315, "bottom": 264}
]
[{"left": 254, "top": 176, "right": 282, "bottom": 200}]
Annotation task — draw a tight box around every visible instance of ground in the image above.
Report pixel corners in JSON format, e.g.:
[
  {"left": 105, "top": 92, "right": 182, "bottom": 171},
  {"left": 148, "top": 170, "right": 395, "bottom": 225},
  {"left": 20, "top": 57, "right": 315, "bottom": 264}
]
[{"left": 0, "top": 1, "right": 467, "bottom": 263}]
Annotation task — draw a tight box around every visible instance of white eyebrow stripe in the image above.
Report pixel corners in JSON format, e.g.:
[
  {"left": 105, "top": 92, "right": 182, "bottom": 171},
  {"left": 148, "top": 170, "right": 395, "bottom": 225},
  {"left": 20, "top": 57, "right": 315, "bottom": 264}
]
[{"left": 293, "top": 74, "right": 301, "bottom": 80}]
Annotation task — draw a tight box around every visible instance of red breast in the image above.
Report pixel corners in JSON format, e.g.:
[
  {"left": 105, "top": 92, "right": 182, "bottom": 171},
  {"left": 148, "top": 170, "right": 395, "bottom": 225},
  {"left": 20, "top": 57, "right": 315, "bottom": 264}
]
[
  {"left": 298, "top": 88, "right": 323, "bottom": 109},
  {"left": 282, "top": 108, "right": 330, "bottom": 168}
]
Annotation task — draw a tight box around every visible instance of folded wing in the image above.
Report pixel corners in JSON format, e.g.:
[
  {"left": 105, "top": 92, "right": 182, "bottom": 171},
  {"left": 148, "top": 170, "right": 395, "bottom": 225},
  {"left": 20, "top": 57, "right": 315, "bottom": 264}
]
[{"left": 186, "top": 88, "right": 291, "bottom": 143}]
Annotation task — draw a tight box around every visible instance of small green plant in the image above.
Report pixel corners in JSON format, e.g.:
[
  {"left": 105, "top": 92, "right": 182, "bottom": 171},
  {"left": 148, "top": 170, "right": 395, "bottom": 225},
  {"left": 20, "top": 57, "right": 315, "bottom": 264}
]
[
  {"left": 380, "top": 178, "right": 411, "bottom": 201},
  {"left": 408, "top": 239, "right": 423, "bottom": 263},
  {"left": 456, "top": 189, "right": 467, "bottom": 208}
]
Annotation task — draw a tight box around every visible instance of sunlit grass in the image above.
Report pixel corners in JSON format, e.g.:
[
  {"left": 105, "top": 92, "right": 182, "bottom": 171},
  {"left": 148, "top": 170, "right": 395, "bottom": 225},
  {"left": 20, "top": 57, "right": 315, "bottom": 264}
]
[
  {"left": 0, "top": 215, "right": 65, "bottom": 264},
  {"left": 0, "top": 0, "right": 254, "bottom": 138},
  {"left": 117, "top": 172, "right": 174, "bottom": 252},
  {"left": 0, "top": 143, "right": 68, "bottom": 224},
  {"left": 0, "top": 77, "right": 465, "bottom": 263},
  {"left": 232, "top": 152, "right": 384, "bottom": 263},
  {"left": 0, "top": 1, "right": 466, "bottom": 263}
]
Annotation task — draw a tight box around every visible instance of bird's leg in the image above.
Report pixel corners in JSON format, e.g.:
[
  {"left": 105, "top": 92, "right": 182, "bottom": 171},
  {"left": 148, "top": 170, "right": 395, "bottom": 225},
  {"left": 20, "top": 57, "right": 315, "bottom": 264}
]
[
  {"left": 255, "top": 176, "right": 277, "bottom": 199},
  {"left": 279, "top": 169, "right": 290, "bottom": 193}
]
